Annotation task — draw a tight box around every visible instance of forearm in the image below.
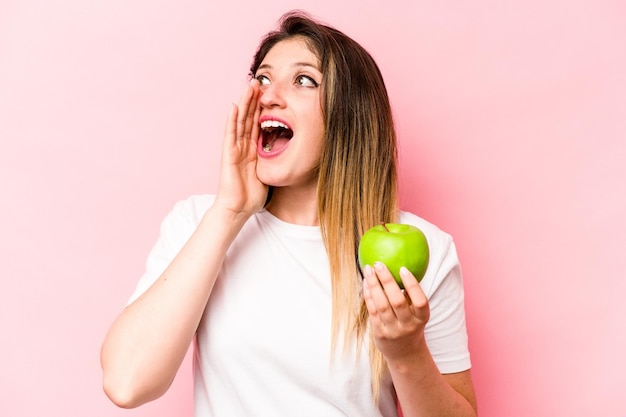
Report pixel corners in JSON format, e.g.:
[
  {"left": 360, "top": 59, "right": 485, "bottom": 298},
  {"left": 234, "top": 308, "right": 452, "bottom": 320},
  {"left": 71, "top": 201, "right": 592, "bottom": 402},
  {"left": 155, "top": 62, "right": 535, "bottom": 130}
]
[
  {"left": 389, "top": 339, "right": 477, "bottom": 417},
  {"left": 100, "top": 205, "right": 249, "bottom": 408}
]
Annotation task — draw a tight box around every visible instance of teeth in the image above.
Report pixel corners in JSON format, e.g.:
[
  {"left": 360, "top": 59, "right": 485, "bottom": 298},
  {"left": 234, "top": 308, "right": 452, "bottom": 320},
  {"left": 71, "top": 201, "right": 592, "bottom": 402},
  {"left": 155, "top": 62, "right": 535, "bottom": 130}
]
[
  {"left": 263, "top": 144, "right": 272, "bottom": 152},
  {"left": 261, "top": 120, "right": 289, "bottom": 130}
]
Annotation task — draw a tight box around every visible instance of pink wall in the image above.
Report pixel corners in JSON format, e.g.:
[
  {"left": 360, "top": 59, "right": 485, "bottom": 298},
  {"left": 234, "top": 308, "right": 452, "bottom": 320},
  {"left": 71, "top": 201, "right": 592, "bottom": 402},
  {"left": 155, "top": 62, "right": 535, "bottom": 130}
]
[{"left": 1, "top": 1, "right": 624, "bottom": 416}]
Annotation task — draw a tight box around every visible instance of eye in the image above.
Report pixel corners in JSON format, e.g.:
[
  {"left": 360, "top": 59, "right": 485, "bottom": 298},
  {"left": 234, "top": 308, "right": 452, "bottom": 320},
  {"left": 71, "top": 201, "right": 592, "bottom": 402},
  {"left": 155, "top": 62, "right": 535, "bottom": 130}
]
[
  {"left": 256, "top": 74, "right": 271, "bottom": 86},
  {"left": 295, "top": 74, "right": 319, "bottom": 88}
]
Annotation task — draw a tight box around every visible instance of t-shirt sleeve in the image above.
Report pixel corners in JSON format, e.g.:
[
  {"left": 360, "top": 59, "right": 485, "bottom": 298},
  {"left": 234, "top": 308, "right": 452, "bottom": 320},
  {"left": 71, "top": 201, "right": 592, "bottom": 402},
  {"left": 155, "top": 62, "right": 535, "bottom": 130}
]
[
  {"left": 422, "top": 235, "right": 472, "bottom": 373},
  {"left": 126, "top": 195, "right": 213, "bottom": 305}
]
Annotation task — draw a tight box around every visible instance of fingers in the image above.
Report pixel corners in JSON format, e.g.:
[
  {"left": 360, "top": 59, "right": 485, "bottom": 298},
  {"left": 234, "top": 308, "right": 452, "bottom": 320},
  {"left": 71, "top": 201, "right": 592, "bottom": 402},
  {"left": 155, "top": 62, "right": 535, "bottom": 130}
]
[
  {"left": 363, "top": 263, "right": 409, "bottom": 323},
  {"left": 399, "top": 267, "right": 429, "bottom": 320},
  {"left": 363, "top": 263, "right": 430, "bottom": 327},
  {"left": 236, "top": 79, "right": 260, "bottom": 143},
  {"left": 245, "top": 80, "right": 261, "bottom": 141},
  {"left": 225, "top": 80, "right": 260, "bottom": 149},
  {"left": 224, "top": 103, "right": 238, "bottom": 147}
]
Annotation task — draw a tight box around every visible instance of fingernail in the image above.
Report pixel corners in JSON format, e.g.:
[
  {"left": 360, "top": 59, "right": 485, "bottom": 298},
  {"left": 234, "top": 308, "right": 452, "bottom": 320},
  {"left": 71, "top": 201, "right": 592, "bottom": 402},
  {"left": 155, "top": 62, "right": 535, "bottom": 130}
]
[
  {"left": 399, "top": 266, "right": 410, "bottom": 278},
  {"left": 374, "top": 262, "right": 385, "bottom": 272}
]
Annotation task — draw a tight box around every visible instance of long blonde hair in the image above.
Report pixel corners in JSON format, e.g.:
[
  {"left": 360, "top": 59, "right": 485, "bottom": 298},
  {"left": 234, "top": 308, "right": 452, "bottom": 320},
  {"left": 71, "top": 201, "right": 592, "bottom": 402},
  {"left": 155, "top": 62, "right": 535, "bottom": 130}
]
[{"left": 250, "top": 11, "right": 399, "bottom": 398}]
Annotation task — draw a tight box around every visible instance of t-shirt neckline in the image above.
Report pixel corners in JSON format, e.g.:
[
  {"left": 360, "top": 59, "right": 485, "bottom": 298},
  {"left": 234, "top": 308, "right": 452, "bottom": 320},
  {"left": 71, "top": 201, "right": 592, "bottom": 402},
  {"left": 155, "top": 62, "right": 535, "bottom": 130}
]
[{"left": 256, "top": 209, "right": 322, "bottom": 240}]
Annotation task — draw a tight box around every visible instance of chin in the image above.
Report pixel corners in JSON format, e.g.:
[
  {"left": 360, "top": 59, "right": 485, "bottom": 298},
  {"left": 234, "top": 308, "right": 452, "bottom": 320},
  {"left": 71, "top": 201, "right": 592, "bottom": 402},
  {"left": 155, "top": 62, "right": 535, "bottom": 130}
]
[{"left": 256, "top": 169, "right": 285, "bottom": 188}]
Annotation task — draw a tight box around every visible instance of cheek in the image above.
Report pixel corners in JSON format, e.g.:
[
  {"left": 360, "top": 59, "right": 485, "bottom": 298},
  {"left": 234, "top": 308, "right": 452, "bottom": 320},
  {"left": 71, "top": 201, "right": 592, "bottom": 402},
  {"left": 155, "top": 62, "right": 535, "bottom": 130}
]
[
  {"left": 297, "top": 131, "right": 324, "bottom": 169},
  {"left": 297, "top": 100, "right": 325, "bottom": 157},
  {"left": 312, "top": 111, "right": 325, "bottom": 147},
  {"left": 310, "top": 126, "right": 325, "bottom": 158}
]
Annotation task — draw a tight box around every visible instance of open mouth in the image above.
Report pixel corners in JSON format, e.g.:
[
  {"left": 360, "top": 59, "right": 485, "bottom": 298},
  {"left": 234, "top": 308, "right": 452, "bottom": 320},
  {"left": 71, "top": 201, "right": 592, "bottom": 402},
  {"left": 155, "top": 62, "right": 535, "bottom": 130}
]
[{"left": 260, "top": 119, "right": 293, "bottom": 153}]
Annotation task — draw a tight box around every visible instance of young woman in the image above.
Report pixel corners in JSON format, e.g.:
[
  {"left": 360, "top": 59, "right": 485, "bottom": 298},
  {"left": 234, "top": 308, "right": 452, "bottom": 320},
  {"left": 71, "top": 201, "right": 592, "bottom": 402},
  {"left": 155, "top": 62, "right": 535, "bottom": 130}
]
[{"left": 101, "top": 11, "right": 478, "bottom": 417}]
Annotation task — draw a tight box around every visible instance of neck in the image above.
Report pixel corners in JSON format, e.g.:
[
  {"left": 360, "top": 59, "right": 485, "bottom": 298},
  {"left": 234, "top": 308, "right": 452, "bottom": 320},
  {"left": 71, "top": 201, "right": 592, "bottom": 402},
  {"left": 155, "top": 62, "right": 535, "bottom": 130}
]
[{"left": 265, "top": 185, "right": 319, "bottom": 226}]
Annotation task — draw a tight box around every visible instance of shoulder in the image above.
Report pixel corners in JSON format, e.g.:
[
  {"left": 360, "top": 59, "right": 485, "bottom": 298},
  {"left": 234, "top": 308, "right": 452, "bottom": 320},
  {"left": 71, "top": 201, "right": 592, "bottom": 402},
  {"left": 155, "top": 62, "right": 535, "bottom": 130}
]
[
  {"left": 126, "top": 194, "right": 217, "bottom": 305},
  {"left": 155, "top": 194, "right": 216, "bottom": 244},
  {"left": 170, "top": 194, "right": 216, "bottom": 222}
]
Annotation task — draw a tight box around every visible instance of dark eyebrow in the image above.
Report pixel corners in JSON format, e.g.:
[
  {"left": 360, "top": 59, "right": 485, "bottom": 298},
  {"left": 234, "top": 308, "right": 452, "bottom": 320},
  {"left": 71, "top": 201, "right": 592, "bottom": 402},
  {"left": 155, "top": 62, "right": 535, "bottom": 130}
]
[{"left": 256, "top": 62, "right": 321, "bottom": 72}]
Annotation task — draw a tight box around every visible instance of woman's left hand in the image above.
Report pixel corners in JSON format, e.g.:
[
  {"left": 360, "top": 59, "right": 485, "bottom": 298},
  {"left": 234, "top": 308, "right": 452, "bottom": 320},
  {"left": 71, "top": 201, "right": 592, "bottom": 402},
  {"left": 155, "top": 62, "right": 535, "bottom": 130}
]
[{"left": 362, "top": 262, "right": 430, "bottom": 362}]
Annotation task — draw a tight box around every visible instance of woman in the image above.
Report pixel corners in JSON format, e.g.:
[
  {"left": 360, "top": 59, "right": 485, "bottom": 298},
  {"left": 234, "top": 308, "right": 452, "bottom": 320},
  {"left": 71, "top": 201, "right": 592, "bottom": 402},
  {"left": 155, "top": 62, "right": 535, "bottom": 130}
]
[{"left": 101, "top": 11, "right": 478, "bottom": 417}]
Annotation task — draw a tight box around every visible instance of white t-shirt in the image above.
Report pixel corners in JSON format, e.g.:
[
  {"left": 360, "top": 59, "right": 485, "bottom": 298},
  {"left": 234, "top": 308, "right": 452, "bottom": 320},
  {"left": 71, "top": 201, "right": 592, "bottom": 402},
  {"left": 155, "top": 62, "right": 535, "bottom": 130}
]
[{"left": 129, "top": 194, "right": 471, "bottom": 417}]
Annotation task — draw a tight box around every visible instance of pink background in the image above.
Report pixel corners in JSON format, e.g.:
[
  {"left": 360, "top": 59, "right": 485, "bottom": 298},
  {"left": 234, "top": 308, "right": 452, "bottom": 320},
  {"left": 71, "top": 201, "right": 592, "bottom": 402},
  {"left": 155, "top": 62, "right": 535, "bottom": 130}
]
[{"left": 1, "top": 1, "right": 625, "bottom": 416}]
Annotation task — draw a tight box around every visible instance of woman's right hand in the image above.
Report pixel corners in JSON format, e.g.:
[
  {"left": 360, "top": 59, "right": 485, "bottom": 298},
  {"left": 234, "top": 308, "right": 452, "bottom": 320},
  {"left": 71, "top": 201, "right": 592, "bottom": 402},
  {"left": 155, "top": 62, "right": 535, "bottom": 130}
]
[
  {"left": 214, "top": 79, "right": 268, "bottom": 220},
  {"left": 101, "top": 79, "right": 269, "bottom": 409}
]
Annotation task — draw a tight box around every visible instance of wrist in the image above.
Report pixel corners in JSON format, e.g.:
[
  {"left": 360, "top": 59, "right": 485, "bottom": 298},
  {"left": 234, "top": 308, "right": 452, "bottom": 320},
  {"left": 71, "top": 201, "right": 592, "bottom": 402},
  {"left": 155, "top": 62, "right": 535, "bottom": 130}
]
[
  {"left": 208, "top": 200, "right": 255, "bottom": 227},
  {"left": 385, "top": 336, "right": 432, "bottom": 375}
]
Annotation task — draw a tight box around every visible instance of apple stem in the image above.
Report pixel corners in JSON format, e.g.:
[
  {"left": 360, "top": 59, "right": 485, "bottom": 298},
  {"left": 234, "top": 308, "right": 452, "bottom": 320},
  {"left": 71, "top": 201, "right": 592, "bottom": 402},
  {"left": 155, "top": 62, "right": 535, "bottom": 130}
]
[{"left": 381, "top": 222, "right": 390, "bottom": 232}]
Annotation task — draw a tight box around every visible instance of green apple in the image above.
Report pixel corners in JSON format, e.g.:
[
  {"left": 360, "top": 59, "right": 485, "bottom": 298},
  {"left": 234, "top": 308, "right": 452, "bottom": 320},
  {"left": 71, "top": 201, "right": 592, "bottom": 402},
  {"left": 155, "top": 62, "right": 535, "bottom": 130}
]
[{"left": 358, "top": 222, "right": 430, "bottom": 288}]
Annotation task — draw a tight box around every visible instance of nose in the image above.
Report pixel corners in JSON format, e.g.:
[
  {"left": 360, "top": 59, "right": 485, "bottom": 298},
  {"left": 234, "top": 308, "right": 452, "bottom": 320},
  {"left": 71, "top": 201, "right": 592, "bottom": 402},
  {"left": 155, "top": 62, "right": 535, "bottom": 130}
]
[{"left": 259, "top": 82, "right": 287, "bottom": 109}]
